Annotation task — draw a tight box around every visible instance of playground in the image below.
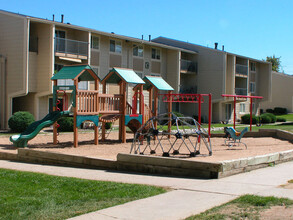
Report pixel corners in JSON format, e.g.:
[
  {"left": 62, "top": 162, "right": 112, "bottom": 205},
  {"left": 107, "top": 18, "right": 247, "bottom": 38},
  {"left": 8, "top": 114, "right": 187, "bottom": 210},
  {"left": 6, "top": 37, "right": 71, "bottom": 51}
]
[
  {"left": 0, "top": 130, "right": 292, "bottom": 161},
  {"left": 2, "top": 65, "right": 293, "bottom": 178}
]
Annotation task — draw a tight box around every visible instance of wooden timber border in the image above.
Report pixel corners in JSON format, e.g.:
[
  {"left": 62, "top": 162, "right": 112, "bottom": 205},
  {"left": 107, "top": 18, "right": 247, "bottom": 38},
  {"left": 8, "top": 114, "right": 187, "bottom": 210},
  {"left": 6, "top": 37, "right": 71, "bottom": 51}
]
[{"left": 1, "top": 129, "right": 292, "bottom": 179}]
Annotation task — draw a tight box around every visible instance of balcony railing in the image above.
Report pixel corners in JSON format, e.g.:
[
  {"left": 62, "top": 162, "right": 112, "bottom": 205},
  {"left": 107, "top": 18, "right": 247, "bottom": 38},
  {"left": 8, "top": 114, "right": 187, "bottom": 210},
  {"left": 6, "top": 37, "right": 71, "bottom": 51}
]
[
  {"left": 236, "top": 64, "right": 248, "bottom": 76},
  {"left": 235, "top": 88, "right": 247, "bottom": 95},
  {"left": 181, "top": 59, "right": 197, "bottom": 73},
  {"left": 54, "top": 37, "right": 88, "bottom": 56}
]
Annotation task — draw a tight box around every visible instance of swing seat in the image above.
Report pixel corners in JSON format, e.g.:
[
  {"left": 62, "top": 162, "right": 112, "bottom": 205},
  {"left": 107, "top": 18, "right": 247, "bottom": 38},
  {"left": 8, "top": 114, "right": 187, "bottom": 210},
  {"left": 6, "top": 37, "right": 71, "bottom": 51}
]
[{"left": 224, "top": 127, "right": 248, "bottom": 149}]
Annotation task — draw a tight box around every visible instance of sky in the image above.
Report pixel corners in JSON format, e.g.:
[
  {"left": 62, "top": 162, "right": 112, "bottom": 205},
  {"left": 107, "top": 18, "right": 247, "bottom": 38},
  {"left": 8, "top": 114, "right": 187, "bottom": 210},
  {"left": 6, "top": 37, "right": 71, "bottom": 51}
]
[{"left": 1, "top": 0, "right": 293, "bottom": 74}]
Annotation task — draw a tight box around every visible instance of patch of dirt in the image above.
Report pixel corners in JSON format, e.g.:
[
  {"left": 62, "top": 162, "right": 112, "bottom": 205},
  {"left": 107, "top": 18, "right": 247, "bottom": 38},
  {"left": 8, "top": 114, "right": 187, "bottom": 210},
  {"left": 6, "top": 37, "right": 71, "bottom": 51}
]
[
  {"left": 260, "top": 206, "right": 293, "bottom": 219},
  {"left": 208, "top": 203, "right": 293, "bottom": 219},
  {"left": 0, "top": 131, "right": 292, "bottom": 162},
  {"left": 280, "top": 180, "right": 293, "bottom": 189}
]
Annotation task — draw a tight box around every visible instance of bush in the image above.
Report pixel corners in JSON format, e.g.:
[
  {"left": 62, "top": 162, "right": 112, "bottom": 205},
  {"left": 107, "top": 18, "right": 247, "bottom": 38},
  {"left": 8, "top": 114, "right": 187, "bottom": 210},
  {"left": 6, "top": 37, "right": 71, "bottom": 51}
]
[
  {"left": 260, "top": 113, "right": 277, "bottom": 124},
  {"left": 241, "top": 114, "right": 257, "bottom": 124},
  {"left": 57, "top": 117, "right": 74, "bottom": 132},
  {"left": 105, "top": 122, "right": 112, "bottom": 130},
  {"left": 266, "top": 109, "right": 274, "bottom": 114},
  {"left": 172, "top": 112, "right": 184, "bottom": 117},
  {"left": 8, "top": 111, "right": 35, "bottom": 133},
  {"left": 276, "top": 117, "right": 286, "bottom": 122},
  {"left": 274, "top": 107, "right": 287, "bottom": 115},
  {"left": 260, "top": 114, "right": 271, "bottom": 124}
]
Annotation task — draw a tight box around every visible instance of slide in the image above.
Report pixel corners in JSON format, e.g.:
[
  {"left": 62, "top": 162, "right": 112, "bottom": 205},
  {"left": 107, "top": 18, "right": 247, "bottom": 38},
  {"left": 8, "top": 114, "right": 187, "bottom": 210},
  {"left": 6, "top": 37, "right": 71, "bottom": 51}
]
[{"left": 10, "top": 111, "right": 70, "bottom": 148}]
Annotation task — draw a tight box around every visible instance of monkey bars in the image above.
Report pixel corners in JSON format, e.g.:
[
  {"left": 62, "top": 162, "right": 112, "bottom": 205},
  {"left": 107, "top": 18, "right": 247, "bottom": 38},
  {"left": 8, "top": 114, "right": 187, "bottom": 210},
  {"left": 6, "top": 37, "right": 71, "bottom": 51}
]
[{"left": 221, "top": 94, "right": 263, "bottom": 131}]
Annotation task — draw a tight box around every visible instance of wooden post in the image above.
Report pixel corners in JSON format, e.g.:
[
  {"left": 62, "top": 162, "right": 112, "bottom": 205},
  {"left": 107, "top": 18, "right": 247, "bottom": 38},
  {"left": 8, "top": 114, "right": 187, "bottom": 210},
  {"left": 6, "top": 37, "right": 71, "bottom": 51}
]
[
  {"left": 153, "top": 88, "right": 158, "bottom": 129},
  {"left": 148, "top": 86, "right": 153, "bottom": 119},
  {"left": 74, "top": 80, "right": 78, "bottom": 147},
  {"left": 94, "top": 79, "right": 99, "bottom": 145},
  {"left": 118, "top": 81, "right": 123, "bottom": 141},
  {"left": 53, "top": 80, "right": 58, "bottom": 144},
  {"left": 168, "top": 91, "right": 172, "bottom": 138},
  {"left": 121, "top": 81, "right": 127, "bottom": 143},
  {"left": 102, "top": 81, "right": 106, "bottom": 141},
  {"left": 139, "top": 84, "right": 144, "bottom": 120}
]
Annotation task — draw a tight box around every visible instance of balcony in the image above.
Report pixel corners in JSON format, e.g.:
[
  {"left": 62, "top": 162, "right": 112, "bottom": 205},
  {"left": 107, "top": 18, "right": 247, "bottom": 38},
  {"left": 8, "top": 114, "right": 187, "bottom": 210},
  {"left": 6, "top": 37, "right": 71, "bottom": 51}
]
[
  {"left": 181, "top": 59, "right": 197, "bottom": 74},
  {"left": 54, "top": 37, "right": 88, "bottom": 60},
  {"left": 29, "top": 36, "right": 38, "bottom": 53},
  {"left": 236, "top": 64, "right": 248, "bottom": 76},
  {"left": 235, "top": 88, "right": 247, "bottom": 95},
  {"left": 179, "top": 86, "right": 197, "bottom": 94}
]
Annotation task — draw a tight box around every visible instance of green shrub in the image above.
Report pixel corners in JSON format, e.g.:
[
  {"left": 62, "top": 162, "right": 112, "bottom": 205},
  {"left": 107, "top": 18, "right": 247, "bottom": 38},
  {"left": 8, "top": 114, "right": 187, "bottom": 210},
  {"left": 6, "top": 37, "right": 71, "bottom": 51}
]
[
  {"left": 260, "top": 114, "right": 271, "bottom": 123},
  {"left": 241, "top": 114, "right": 257, "bottom": 124},
  {"left": 8, "top": 111, "right": 35, "bottom": 133},
  {"left": 266, "top": 109, "right": 274, "bottom": 114},
  {"left": 274, "top": 107, "right": 287, "bottom": 115},
  {"left": 172, "top": 111, "right": 184, "bottom": 117},
  {"left": 105, "top": 122, "right": 112, "bottom": 130},
  {"left": 276, "top": 117, "right": 286, "bottom": 122},
  {"left": 57, "top": 117, "right": 74, "bottom": 132},
  {"left": 264, "top": 113, "right": 276, "bottom": 123}
]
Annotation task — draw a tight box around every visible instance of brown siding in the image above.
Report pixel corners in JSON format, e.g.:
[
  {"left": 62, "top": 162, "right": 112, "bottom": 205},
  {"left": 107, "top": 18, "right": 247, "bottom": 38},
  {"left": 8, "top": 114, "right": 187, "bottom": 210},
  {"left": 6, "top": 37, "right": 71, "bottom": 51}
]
[
  {"left": 151, "top": 61, "right": 160, "bottom": 73},
  {"left": 91, "top": 51, "right": 100, "bottom": 66},
  {"left": 133, "top": 58, "right": 143, "bottom": 72},
  {"left": 110, "top": 53, "right": 122, "bottom": 68}
]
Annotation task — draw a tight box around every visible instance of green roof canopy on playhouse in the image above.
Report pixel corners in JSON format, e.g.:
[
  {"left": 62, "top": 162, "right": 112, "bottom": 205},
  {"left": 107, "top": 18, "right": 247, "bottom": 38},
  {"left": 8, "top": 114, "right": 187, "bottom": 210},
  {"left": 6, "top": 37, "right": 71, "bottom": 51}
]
[
  {"left": 143, "top": 75, "right": 174, "bottom": 91},
  {"left": 101, "top": 67, "right": 145, "bottom": 85},
  {"left": 51, "top": 65, "right": 100, "bottom": 81}
]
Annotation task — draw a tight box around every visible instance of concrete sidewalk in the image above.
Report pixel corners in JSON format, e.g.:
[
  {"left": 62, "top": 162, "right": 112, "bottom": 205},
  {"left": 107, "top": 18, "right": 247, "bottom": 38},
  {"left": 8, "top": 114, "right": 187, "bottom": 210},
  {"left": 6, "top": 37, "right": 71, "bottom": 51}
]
[{"left": 0, "top": 160, "right": 293, "bottom": 220}]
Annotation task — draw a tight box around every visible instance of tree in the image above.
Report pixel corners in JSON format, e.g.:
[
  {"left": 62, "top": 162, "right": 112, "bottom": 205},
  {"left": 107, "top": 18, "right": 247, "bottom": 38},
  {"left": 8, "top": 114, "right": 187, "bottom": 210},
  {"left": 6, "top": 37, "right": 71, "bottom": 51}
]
[{"left": 265, "top": 55, "right": 281, "bottom": 72}]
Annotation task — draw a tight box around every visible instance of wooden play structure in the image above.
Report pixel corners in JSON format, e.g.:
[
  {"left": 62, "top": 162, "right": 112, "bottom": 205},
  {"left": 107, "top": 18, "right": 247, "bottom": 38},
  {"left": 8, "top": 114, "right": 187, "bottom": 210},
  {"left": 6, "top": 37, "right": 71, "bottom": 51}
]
[{"left": 51, "top": 65, "right": 149, "bottom": 147}]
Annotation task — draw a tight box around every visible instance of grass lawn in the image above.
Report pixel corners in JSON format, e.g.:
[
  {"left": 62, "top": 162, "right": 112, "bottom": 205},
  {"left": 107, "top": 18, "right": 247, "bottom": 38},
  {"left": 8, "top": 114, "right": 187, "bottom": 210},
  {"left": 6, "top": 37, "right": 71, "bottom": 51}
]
[
  {"left": 186, "top": 195, "right": 293, "bottom": 219},
  {"left": 277, "top": 114, "right": 293, "bottom": 121},
  {"left": 0, "top": 168, "right": 166, "bottom": 220}
]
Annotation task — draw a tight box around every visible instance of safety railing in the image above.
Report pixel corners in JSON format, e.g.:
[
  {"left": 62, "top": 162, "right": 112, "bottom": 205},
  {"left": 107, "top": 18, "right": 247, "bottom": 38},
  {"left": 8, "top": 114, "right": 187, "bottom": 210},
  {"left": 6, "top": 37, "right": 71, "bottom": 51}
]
[
  {"left": 76, "top": 90, "right": 99, "bottom": 114},
  {"left": 98, "top": 94, "right": 122, "bottom": 114},
  {"left": 236, "top": 64, "right": 248, "bottom": 76},
  {"left": 181, "top": 59, "right": 197, "bottom": 73},
  {"left": 235, "top": 88, "right": 248, "bottom": 95},
  {"left": 54, "top": 37, "right": 88, "bottom": 56}
]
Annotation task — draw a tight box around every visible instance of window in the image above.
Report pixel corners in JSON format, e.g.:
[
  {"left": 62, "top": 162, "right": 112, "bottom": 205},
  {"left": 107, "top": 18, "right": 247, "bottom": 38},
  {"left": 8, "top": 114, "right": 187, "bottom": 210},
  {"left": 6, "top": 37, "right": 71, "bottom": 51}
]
[
  {"left": 250, "top": 62, "right": 256, "bottom": 72},
  {"left": 110, "top": 40, "right": 122, "bottom": 53},
  {"left": 91, "top": 36, "right": 99, "bottom": 50},
  {"left": 133, "top": 44, "right": 143, "bottom": 57},
  {"left": 240, "top": 103, "right": 246, "bottom": 113},
  {"left": 151, "top": 48, "right": 160, "bottom": 60},
  {"left": 250, "top": 82, "right": 256, "bottom": 93}
]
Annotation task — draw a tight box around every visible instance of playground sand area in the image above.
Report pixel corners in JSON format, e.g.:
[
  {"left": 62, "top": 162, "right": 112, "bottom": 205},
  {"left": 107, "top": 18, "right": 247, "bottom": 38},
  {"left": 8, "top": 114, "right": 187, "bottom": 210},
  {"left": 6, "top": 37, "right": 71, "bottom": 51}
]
[{"left": 0, "top": 131, "right": 292, "bottom": 162}]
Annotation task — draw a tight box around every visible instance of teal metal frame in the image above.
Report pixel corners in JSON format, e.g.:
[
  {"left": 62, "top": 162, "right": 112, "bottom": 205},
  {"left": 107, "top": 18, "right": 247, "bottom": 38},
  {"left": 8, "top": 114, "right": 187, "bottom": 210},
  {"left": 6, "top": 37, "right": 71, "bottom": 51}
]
[
  {"left": 76, "top": 115, "right": 99, "bottom": 127},
  {"left": 125, "top": 114, "right": 142, "bottom": 125}
]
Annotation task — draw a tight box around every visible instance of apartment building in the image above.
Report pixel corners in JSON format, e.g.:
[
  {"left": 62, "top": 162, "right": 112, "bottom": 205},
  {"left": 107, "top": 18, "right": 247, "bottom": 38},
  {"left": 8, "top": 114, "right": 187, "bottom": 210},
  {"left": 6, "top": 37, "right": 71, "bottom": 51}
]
[
  {"left": 0, "top": 10, "right": 197, "bottom": 129},
  {"left": 260, "top": 71, "right": 293, "bottom": 113},
  {"left": 152, "top": 37, "right": 272, "bottom": 122}
]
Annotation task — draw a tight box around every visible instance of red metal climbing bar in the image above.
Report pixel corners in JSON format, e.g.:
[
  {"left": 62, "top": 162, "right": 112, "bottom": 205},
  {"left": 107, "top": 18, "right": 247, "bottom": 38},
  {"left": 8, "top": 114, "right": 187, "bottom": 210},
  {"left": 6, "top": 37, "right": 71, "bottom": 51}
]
[{"left": 222, "top": 94, "right": 263, "bottom": 131}]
